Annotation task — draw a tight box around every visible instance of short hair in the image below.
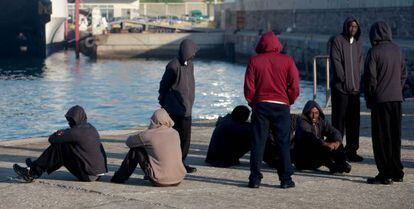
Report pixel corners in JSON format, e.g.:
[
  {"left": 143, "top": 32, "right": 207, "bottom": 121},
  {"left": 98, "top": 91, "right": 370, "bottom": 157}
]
[{"left": 231, "top": 105, "right": 251, "bottom": 122}]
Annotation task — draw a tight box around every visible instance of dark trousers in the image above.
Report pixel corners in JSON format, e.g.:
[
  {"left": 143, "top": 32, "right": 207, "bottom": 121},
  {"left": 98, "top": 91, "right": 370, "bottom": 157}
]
[
  {"left": 111, "top": 147, "right": 152, "bottom": 182},
  {"left": 294, "top": 141, "right": 347, "bottom": 170},
  {"left": 371, "top": 102, "right": 404, "bottom": 179},
  {"left": 170, "top": 115, "right": 192, "bottom": 162},
  {"left": 250, "top": 102, "right": 293, "bottom": 182},
  {"left": 30, "top": 144, "right": 94, "bottom": 181},
  {"left": 331, "top": 89, "right": 360, "bottom": 155}
]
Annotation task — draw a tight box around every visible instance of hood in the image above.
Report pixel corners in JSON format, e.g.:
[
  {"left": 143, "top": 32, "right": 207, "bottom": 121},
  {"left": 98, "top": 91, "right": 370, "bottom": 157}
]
[
  {"left": 301, "top": 100, "right": 325, "bottom": 121},
  {"left": 341, "top": 17, "right": 361, "bottom": 41},
  {"left": 255, "top": 31, "right": 283, "bottom": 54},
  {"left": 149, "top": 108, "right": 175, "bottom": 129},
  {"left": 178, "top": 39, "right": 199, "bottom": 64},
  {"left": 65, "top": 105, "right": 87, "bottom": 126},
  {"left": 369, "top": 21, "right": 392, "bottom": 46}
]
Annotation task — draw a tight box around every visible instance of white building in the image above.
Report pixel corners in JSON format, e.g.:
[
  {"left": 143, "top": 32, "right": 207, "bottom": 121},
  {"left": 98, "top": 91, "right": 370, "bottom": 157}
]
[{"left": 68, "top": 0, "right": 140, "bottom": 21}]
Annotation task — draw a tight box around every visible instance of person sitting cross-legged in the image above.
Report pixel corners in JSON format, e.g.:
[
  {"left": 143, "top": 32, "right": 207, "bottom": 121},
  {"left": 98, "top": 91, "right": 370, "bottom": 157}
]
[
  {"left": 293, "top": 100, "right": 351, "bottom": 174},
  {"left": 111, "top": 109, "right": 186, "bottom": 187},
  {"left": 13, "top": 105, "right": 108, "bottom": 182}
]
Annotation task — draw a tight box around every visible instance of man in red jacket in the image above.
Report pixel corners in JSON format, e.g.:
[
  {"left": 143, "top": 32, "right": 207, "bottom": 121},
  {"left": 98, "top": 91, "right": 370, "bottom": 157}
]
[{"left": 244, "top": 31, "right": 300, "bottom": 189}]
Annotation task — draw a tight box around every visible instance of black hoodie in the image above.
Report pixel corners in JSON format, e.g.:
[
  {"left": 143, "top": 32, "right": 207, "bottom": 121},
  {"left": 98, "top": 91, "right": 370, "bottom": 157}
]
[
  {"left": 159, "top": 39, "right": 199, "bottom": 117},
  {"left": 330, "top": 17, "right": 364, "bottom": 94},
  {"left": 295, "top": 101, "right": 342, "bottom": 147},
  {"left": 48, "top": 105, "right": 108, "bottom": 175},
  {"left": 364, "top": 21, "right": 407, "bottom": 106}
]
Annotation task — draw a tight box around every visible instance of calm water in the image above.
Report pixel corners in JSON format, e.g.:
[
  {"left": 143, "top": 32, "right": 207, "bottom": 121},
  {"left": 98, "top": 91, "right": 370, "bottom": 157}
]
[{"left": 0, "top": 51, "right": 325, "bottom": 140}]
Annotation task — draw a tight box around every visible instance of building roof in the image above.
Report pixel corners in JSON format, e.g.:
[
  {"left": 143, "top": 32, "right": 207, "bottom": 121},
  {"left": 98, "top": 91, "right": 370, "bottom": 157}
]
[{"left": 79, "top": 0, "right": 138, "bottom": 4}]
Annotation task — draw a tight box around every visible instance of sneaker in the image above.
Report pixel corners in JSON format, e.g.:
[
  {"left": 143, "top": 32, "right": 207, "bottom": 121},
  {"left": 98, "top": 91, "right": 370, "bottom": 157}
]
[
  {"left": 347, "top": 153, "right": 364, "bottom": 162},
  {"left": 25, "top": 158, "right": 34, "bottom": 167},
  {"left": 185, "top": 165, "right": 197, "bottom": 173},
  {"left": 338, "top": 162, "right": 352, "bottom": 173},
  {"left": 392, "top": 176, "right": 404, "bottom": 182},
  {"left": 367, "top": 176, "right": 393, "bottom": 185},
  {"left": 248, "top": 178, "right": 261, "bottom": 188},
  {"left": 280, "top": 179, "right": 295, "bottom": 189},
  {"left": 13, "top": 164, "right": 34, "bottom": 183}
]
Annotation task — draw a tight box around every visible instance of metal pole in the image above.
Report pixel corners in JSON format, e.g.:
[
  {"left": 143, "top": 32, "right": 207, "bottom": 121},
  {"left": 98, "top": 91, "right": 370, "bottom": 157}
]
[
  {"left": 326, "top": 58, "right": 330, "bottom": 107},
  {"left": 313, "top": 58, "right": 317, "bottom": 100},
  {"left": 75, "top": 0, "right": 80, "bottom": 59}
]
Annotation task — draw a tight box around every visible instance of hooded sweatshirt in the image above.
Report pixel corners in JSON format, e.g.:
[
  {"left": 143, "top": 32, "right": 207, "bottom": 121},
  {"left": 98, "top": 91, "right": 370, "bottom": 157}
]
[
  {"left": 295, "top": 101, "right": 342, "bottom": 147},
  {"left": 364, "top": 21, "right": 407, "bottom": 105},
  {"left": 159, "top": 39, "right": 199, "bottom": 117},
  {"left": 48, "top": 105, "right": 108, "bottom": 175},
  {"left": 244, "top": 32, "right": 300, "bottom": 106},
  {"left": 126, "top": 109, "right": 186, "bottom": 185},
  {"left": 330, "top": 17, "right": 364, "bottom": 94}
]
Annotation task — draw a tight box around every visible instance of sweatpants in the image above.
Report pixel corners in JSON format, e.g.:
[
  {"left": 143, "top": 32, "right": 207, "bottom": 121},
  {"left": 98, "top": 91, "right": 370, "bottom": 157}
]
[
  {"left": 331, "top": 89, "right": 360, "bottom": 155},
  {"left": 111, "top": 147, "right": 152, "bottom": 182},
  {"left": 250, "top": 102, "right": 293, "bottom": 182},
  {"left": 371, "top": 102, "right": 404, "bottom": 179},
  {"left": 170, "top": 115, "right": 192, "bottom": 162},
  {"left": 30, "top": 143, "right": 98, "bottom": 181}
]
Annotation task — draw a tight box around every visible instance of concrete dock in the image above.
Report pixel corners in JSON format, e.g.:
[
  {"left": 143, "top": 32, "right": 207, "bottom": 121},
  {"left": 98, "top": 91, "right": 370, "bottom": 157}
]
[{"left": 1, "top": 101, "right": 414, "bottom": 209}]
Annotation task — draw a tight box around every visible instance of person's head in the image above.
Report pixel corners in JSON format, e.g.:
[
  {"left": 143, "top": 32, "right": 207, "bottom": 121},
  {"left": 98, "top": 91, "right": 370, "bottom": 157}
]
[
  {"left": 231, "top": 105, "right": 250, "bottom": 122},
  {"left": 149, "top": 108, "right": 175, "bottom": 129},
  {"left": 342, "top": 17, "right": 361, "bottom": 40},
  {"left": 65, "top": 105, "right": 87, "bottom": 128},
  {"left": 347, "top": 21, "right": 359, "bottom": 38},
  {"left": 308, "top": 107, "right": 320, "bottom": 125},
  {"left": 369, "top": 21, "right": 392, "bottom": 46},
  {"left": 302, "top": 100, "right": 325, "bottom": 124},
  {"left": 255, "top": 31, "right": 283, "bottom": 54},
  {"left": 178, "top": 39, "right": 199, "bottom": 65}
]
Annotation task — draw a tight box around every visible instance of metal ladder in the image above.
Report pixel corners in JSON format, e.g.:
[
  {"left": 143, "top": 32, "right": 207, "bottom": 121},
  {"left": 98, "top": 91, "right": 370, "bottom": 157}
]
[{"left": 313, "top": 55, "right": 331, "bottom": 108}]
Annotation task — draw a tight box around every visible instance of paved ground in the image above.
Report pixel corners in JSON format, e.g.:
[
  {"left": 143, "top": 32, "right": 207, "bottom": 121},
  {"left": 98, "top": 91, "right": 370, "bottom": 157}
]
[{"left": 1, "top": 100, "right": 414, "bottom": 209}]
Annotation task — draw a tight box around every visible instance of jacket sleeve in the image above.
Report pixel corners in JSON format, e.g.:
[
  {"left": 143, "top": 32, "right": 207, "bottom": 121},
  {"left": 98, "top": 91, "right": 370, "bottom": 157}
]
[
  {"left": 331, "top": 39, "right": 345, "bottom": 82},
  {"left": 322, "top": 121, "right": 342, "bottom": 142},
  {"left": 158, "top": 66, "right": 177, "bottom": 105},
  {"left": 48, "top": 129, "right": 75, "bottom": 144},
  {"left": 295, "top": 120, "right": 324, "bottom": 146},
  {"left": 364, "top": 49, "right": 377, "bottom": 107},
  {"left": 401, "top": 53, "right": 407, "bottom": 88},
  {"left": 125, "top": 134, "right": 144, "bottom": 148},
  {"left": 287, "top": 58, "right": 300, "bottom": 105},
  {"left": 244, "top": 59, "right": 256, "bottom": 106}
]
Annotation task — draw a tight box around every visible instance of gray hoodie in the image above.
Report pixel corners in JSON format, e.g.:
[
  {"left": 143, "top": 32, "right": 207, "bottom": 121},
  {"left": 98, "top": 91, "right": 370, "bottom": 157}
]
[
  {"left": 364, "top": 21, "right": 407, "bottom": 107},
  {"left": 159, "top": 39, "right": 199, "bottom": 117},
  {"left": 330, "top": 17, "right": 364, "bottom": 94}
]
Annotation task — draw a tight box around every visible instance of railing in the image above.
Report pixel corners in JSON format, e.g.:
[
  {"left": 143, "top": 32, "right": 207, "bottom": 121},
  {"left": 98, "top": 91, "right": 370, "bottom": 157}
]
[{"left": 313, "top": 55, "right": 331, "bottom": 108}]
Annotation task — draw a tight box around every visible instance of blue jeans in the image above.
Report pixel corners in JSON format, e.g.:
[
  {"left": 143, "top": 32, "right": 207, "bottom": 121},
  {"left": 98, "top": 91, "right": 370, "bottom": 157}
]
[{"left": 250, "top": 102, "right": 293, "bottom": 182}]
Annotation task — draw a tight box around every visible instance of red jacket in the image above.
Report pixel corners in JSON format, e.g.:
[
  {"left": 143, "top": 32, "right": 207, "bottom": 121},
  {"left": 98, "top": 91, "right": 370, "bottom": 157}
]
[{"left": 244, "top": 32, "right": 300, "bottom": 106}]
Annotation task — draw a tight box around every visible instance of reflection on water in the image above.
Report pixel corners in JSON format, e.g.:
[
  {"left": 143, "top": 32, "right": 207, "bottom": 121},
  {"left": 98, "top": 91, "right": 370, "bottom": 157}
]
[{"left": 0, "top": 51, "right": 325, "bottom": 140}]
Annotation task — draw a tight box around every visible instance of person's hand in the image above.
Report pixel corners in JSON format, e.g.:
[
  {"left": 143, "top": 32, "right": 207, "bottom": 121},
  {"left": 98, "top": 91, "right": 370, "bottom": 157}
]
[
  {"left": 331, "top": 141, "right": 341, "bottom": 150},
  {"left": 322, "top": 142, "right": 334, "bottom": 151}
]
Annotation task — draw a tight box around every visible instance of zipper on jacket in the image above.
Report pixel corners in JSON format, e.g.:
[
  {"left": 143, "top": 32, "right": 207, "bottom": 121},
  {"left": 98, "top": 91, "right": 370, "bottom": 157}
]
[{"left": 350, "top": 43, "right": 356, "bottom": 91}]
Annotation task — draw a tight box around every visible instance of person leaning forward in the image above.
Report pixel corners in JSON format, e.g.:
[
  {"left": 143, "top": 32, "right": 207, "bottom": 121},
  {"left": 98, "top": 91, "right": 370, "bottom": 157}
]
[
  {"left": 13, "top": 105, "right": 108, "bottom": 182},
  {"left": 244, "top": 31, "right": 300, "bottom": 189}
]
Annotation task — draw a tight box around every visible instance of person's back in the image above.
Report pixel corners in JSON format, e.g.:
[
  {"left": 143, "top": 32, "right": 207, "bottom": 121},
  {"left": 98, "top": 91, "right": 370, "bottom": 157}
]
[
  {"left": 206, "top": 108, "right": 252, "bottom": 167},
  {"left": 138, "top": 126, "right": 186, "bottom": 185},
  {"left": 244, "top": 32, "right": 299, "bottom": 106}
]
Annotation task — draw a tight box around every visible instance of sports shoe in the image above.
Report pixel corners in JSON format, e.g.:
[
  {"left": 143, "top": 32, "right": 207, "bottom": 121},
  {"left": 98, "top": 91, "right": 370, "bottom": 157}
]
[{"left": 13, "top": 164, "right": 34, "bottom": 183}]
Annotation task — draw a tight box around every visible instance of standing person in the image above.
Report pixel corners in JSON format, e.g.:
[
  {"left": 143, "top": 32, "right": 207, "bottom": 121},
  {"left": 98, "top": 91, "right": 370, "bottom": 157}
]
[
  {"left": 158, "top": 39, "right": 198, "bottom": 173},
  {"left": 244, "top": 31, "right": 300, "bottom": 189},
  {"left": 111, "top": 109, "right": 186, "bottom": 186},
  {"left": 364, "top": 21, "right": 407, "bottom": 184},
  {"left": 13, "top": 105, "right": 108, "bottom": 182},
  {"left": 330, "top": 17, "right": 364, "bottom": 162}
]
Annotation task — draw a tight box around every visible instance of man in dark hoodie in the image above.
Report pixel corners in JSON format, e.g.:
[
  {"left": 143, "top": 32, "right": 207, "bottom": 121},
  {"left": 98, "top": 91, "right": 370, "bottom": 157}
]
[
  {"left": 13, "top": 105, "right": 108, "bottom": 182},
  {"left": 159, "top": 39, "right": 198, "bottom": 173},
  {"left": 293, "top": 100, "right": 351, "bottom": 174},
  {"left": 244, "top": 31, "right": 300, "bottom": 189},
  {"left": 330, "top": 17, "right": 364, "bottom": 162},
  {"left": 205, "top": 105, "right": 252, "bottom": 167},
  {"left": 364, "top": 22, "right": 407, "bottom": 185}
]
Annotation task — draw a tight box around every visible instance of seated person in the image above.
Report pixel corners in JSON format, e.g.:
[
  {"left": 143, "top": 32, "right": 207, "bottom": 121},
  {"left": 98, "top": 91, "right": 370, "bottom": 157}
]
[
  {"left": 205, "top": 105, "right": 252, "bottom": 167},
  {"left": 293, "top": 100, "right": 351, "bottom": 173},
  {"left": 111, "top": 109, "right": 186, "bottom": 187},
  {"left": 13, "top": 105, "right": 108, "bottom": 182}
]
